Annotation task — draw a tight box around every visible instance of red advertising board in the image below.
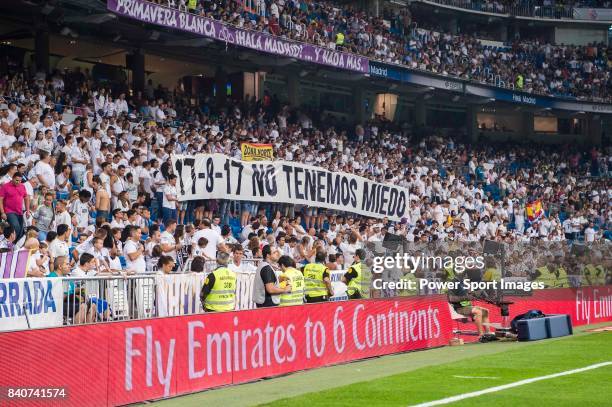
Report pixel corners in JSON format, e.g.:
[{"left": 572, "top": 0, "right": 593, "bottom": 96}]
[{"left": 0, "top": 287, "right": 610, "bottom": 407}]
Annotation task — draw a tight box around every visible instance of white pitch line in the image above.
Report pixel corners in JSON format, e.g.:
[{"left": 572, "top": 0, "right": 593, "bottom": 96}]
[
  {"left": 410, "top": 361, "right": 612, "bottom": 407},
  {"left": 452, "top": 375, "right": 499, "bottom": 380}
]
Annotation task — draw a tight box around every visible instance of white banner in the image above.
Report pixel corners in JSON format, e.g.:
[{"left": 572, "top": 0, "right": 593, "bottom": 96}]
[
  {"left": 172, "top": 154, "right": 410, "bottom": 221},
  {"left": 330, "top": 269, "right": 349, "bottom": 301},
  {"left": 0, "top": 278, "right": 64, "bottom": 331},
  {"left": 156, "top": 273, "right": 206, "bottom": 317},
  {"left": 155, "top": 271, "right": 257, "bottom": 316}
]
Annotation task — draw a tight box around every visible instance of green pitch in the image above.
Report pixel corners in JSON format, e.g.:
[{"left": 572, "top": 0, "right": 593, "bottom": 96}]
[{"left": 152, "top": 324, "right": 611, "bottom": 407}]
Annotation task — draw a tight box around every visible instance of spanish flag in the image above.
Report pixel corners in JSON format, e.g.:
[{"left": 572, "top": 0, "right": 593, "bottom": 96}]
[{"left": 526, "top": 200, "right": 543, "bottom": 222}]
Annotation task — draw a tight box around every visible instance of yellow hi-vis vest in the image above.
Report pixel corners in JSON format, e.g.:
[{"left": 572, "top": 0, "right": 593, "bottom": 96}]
[
  {"left": 346, "top": 262, "right": 364, "bottom": 297},
  {"left": 204, "top": 267, "right": 236, "bottom": 311},
  {"left": 335, "top": 32, "right": 345, "bottom": 45},
  {"left": 556, "top": 266, "right": 568, "bottom": 288},
  {"left": 594, "top": 265, "right": 607, "bottom": 285},
  {"left": 280, "top": 267, "right": 305, "bottom": 306},
  {"left": 584, "top": 264, "right": 597, "bottom": 285},
  {"left": 535, "top": 265, "right": 556, "bottom": 288},
  {"left": 483, "top": 267, "right": 502, "bottom": 282},
  {"left": 303, "top": 263, "right": 328, "bottom": 297},
  {"left": 188, "top": 0, "right": 197, "bottom": 10}
]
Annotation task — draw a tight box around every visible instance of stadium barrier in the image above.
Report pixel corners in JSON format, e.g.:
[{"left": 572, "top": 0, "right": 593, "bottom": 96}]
[
  {"left": 0, "top": 265, "right": 351, "bottom": 331},
  {"left": 0, "top": 272, "right": 255, "bottom": 331},
  {"left": 0, "top": 286, "right": 610, "bottom": 406}
]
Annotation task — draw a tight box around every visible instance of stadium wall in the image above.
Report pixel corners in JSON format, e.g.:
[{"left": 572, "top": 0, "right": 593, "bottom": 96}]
[{"left": 1, "top": 287, "right": 610, "bottom": 406}]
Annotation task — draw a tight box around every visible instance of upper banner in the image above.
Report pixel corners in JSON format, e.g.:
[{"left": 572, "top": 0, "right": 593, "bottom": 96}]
[
  {"left": 107, "top": 0, "right": 369, "bottom": 73},
  {"left": 241, "top": 142, "right": 274, "bottom": 161},
  {"left": 172, "top": 154, "right": 410, "bottom": 221}
]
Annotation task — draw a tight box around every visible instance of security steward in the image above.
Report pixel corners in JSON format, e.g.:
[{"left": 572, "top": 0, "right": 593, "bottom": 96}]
[
  {"left": 278, "top": 255, "right": 304, "bottom": 306},
  {"left": 200, "top": 252, "right": 237, "bottom": 312},
  {"left": 302, "top": 251, "right": 333, "bottom": 303},
  {"left": 342, "top": 249, "right": 367, "bottom": 299}
]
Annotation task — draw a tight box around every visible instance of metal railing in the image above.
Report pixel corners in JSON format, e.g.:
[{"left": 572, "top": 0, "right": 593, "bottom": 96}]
[
  {"left": 59, "top": 263, "right": 260, "bottom": 325},
  {"left": 417, "top": 0, "right": 577, "bottom": 20},
  {"left": 60, "top": 275, "right": 157, "bottom": 325}
]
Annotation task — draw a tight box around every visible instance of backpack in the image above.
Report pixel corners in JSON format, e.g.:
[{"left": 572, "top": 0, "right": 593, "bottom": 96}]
[{"left": 511, "top": 309, "right": 545, "bottom": 333}]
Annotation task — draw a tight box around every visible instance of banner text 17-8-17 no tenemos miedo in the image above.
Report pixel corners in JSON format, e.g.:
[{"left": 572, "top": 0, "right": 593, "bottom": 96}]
[{"left": 172, "top": 154, "right": 410, "bottom": 221}]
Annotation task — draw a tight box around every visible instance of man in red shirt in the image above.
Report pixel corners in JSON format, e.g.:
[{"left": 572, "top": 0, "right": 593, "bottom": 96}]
[{"left": 0, "top": 172, "right": 30, "bottom": 240}]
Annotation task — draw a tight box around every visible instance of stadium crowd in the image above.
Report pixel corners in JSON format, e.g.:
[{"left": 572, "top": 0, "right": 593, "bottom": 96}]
[
  {"left": 0, "top": 67, "right": 610, "bottom": 284},
  {"left": 159, "top": 0, "right": 612, "bottom": 101}
]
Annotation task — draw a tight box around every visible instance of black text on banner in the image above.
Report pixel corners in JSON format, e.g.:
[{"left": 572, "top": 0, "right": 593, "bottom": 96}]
[{"left": 172, "top": 154, "right": 410, "bottom": 221}]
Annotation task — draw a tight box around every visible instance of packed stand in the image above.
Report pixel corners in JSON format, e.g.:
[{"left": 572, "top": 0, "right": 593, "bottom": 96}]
[
  {"left": 157, "top": 0, "right": 612, "bottom": 101},
  {"left": 0, "top": 68, "right": 610, "bottom": 283}
]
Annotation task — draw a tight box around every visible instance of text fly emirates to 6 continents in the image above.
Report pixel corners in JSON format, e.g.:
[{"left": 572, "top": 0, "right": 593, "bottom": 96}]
[{"left": 372, "top": 254, "right": 545, "bottom": 292}]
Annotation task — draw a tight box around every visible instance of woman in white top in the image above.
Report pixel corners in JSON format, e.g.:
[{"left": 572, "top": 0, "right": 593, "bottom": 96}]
[
  {"left": 6, "top": 141, "right": 26, "bottom": 165},
  {"left": 292, "top": 216, "right": 306, "bottom": 237},
  {"left": 115, "top": 191, "right": 131, "bottom": 212},
  {"left": 32, "top": 130, "right": 45, "bottom": 153}
]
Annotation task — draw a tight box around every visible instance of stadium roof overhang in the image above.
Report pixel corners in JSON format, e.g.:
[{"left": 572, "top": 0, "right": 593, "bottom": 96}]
[{"left": 1, "top": 0, "right": 610, "bottom": 116}]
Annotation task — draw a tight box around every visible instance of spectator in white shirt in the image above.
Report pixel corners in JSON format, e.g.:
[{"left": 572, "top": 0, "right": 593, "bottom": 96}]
[
  {"left": 33, "top": 151, "right": 56, "bottom": 189},
  {"left": 160, "top": 219, "right": 181, "bottom": 262},
  {"left": 584, "top": 222, "right": 597, "bottom": 243},
  {"left": 49, "top": 224, "right": 71, "bottom": 259},
  {"left": 124, "top": 226, "right": 146, "bottom": 273},
  {"left": 162, "top": 174, "right": 178, "bottom": 223}
]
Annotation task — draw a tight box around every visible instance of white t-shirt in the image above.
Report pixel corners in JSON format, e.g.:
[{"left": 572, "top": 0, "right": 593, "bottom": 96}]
[
  {"left": 124, "top": 239, "right": 146, "bottom": 273},
  {"left": 70, "top": 200, "right": 90, "bottom": 228},
  {"left": 160, "top": 231, "right": 176, "bottom": 260},
  {"left": 162, "top": 184, "right": 177, "bottom": 209},
  {"left": 49, "top": 238, "right": 69, "bottom": 259},
  {"left": 33, "top": 161, "right": 55, "bottom": 189},
  {"left": 71, "top": 266, "right": 97, "bottom": 278},
  {"left": 71, "top": 146, "right": 88, "bottom": 173},
  {"left": 193, "top": 228, "right": 221, "bottom": 259},
  {"left": 584, "top": 227, "right": 596, "bottom": 242}
]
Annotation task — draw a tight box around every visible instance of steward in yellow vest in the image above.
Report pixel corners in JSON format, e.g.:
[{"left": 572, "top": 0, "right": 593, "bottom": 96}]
[
  {"left": 335, "top": 32, "right": 345, "bottom": 46},
  {"left": 188, "top": 0, "right": 197, "bottom": 11},
  {"left": 302, "top": 251, "right": 333, "bottom": 303},
  {"left": 278, "top": 255, "right": 304, "bottom": 306},
  {"left": 200, "top": 252, "right": 236, "bottom": 312},
  {"left": 556, "top": 265, "right": 568, "bottom": 288},
  {"left": 535, "top": 264, "right": 564, "bottom": 288},
  {"left": 483, "top": 267, "right": 502, "bottom": 282},
  {"left": 342, "top": 249, "right": 369, "bottom": 299},
  {"left": 584, "top": 264, "right": 606, "bottom": 286}
]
